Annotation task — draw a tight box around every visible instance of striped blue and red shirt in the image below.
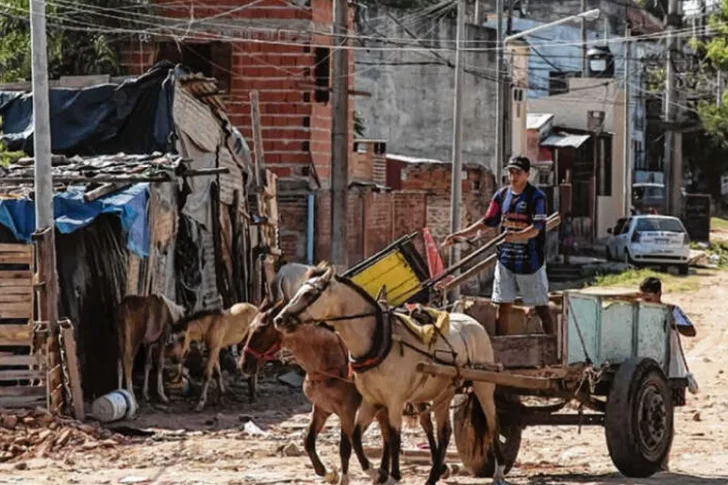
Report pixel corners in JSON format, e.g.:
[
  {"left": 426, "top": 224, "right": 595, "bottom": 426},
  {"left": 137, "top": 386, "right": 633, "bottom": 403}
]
[{"left": 482, "top": 183, "right": 548, "bottom": 274}]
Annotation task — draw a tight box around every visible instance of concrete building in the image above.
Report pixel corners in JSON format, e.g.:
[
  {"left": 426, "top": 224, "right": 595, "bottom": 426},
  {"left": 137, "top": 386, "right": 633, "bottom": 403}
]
[{"left": 527, "top": 78, "right": 627, "bottom": 239}]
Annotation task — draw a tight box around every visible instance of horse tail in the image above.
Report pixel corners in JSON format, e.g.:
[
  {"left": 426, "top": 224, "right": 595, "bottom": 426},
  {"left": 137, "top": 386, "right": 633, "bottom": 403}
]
[{"left": 463, "top": 391, "right": 491, "bottom": 458}]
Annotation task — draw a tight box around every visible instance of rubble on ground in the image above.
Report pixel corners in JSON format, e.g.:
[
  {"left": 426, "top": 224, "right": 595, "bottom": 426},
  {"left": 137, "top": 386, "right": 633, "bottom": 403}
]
[{"left": 0, "top": 407, "right": 128, "bottom": 463}]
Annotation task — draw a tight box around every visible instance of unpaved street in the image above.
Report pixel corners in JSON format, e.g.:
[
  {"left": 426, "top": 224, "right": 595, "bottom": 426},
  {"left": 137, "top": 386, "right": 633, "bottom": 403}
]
[{"left": 1, "top": 271, "right": 727, "bottom": 485}]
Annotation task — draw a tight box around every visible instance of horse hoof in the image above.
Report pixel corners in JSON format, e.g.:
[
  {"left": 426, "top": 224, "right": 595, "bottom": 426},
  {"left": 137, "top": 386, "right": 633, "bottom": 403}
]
[
  {"left": 159, "top": 395, "right": 169, "bottom": 405},
  {"left": 337, "top": 474, "right": 349, "bottom": 485},
  {"left": 439, "top": 465, "right": 451, "bottom": 480},
  {"left": 194, "top": 403, "right": 205, "bottom": 413},
  {"left": 363, "top": 468, "right": 378, "bottom": 484},
  {"left": 324, "top": 470, "right": 339, "bottom": 484},
  {"left": 383, "top": 477, "right": 398, "bottom": 485}
]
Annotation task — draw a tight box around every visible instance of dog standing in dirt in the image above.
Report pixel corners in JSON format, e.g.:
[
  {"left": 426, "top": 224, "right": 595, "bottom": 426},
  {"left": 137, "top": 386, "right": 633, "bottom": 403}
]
[{"left": 116, "top": 294, "right": 187, "bottom": 406}]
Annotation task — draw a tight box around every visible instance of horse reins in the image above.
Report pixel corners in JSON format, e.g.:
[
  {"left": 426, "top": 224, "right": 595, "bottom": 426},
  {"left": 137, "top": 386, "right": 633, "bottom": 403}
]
[{"left": 282, "top": 273, "right": 463, "bottom": 372}]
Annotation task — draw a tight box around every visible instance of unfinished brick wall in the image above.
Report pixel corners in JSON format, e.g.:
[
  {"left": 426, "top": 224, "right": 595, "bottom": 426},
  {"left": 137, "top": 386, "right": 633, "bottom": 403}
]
[
  {"left": 314, "top": 191, "right": 367, "bottom": 265},
  {"left": 119, "top": 0, "right": 364, "bottom": 268},
  {"left": 278, "top": 191, "right": 309, "bottom": 263},
  {"left": 120, "top": 0, "right": 355, "bottom": 185},
  {"left": 392, "top": 192, "right": 427, "bottom": 254}
]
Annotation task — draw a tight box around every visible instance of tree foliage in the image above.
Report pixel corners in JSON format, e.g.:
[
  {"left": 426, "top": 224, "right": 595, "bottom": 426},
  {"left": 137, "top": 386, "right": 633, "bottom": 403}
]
[
  {"left": 0, "top": 0, "right": 150, "bottom": 83},
  {"left": 0, "top": 116, "right": 24, "bottom": 167}
]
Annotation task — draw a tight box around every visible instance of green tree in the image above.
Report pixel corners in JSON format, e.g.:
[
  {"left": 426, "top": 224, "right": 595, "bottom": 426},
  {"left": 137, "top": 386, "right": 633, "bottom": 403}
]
[
  {"left": 690, "top": 0, "right": 728, "bottom": 198},
  {"left": 0, "top": 116, "right": 24, "bottom": 167},
  {"left": 0, "top": 0, "right": 150, "bottom": 83}
]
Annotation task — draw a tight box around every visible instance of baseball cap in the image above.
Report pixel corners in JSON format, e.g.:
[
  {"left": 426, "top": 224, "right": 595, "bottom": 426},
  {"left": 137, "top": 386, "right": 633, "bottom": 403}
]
[{"left": 504, "top": 155, "right": 530, "bottom": 172}]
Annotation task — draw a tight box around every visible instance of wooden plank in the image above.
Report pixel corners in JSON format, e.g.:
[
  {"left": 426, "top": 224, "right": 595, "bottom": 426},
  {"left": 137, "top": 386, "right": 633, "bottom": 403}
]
[
  {"left": 0, "top": 244, "right": 32, "bottom": 255},
  {"left": 0, "top": 293, "right": 33, "bottom": 304},
  {"left": 492, "top": 335, "right": 560, "bottom": 369},
  {"left": 0, "top": 304, "right": 33, "bottom": 319},
  {"left": 0, "top": 385, "right": 46, "bottom": 397},
  {"left": 0, "top": 270, "right": 32, "bottom": 280},
  {"left": 416, "top": 362, "right": 559, "bottom": 391},
  {"left": 61, "top": 324, "right": 85, "bottom": 420},
  {"left": 0, "top": 369, "right": 45, "bottom": 381},
  {"left": 0, "top": 254, "right": 33, "bottom": 265},
  {"left": 0, "top": 355, "right": 41, "bottom": 366},
  {"left": 0, "top": 312, "right": 32, "bottom": 320},
  {"left": 0, "top": 286, "right": 32, "bottom": 295},
  {"left": 250, "top": 90, "right": 265, "bottom": 186},
  {"left": 0, "top": 324, "right": 32, "bottom": 346},
  {"left": 0, "top": 394, "right": 46, "bottom": 408}
]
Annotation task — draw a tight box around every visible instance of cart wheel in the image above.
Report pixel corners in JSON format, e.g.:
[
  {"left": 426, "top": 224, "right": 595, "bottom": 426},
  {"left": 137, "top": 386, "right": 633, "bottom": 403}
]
[
  {"left": 452, "top": 392, "right": 522, "bottom": 477},
  {"left": 605, "top": 357, "right": 674, "bottom": 478}
]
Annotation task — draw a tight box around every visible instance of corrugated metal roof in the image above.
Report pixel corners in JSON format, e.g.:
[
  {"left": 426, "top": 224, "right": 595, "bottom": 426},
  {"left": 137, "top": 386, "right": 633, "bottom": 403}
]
[
  {"left": 0, "top": 153, "right": 184, "bottom": 196},
  {"left": 541, "top": 133, "right": 591, "bottom": 148},
  {"left": 386, "top": 153, "right": 486, "bottom": 171},
  {"left": 527, "top": 113, "right": 554, "bottom": 130}
]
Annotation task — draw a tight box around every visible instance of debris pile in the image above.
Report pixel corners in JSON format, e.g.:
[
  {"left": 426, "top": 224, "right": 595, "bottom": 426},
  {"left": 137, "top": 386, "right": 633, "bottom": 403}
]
[{"left": 0, "top": 407, "right": 128, "bottom": 463}]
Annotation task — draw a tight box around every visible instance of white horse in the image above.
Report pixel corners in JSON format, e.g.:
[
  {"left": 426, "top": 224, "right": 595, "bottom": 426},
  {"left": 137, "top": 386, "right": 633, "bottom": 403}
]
[{"left": 274, "top": 262, "right": 508, "bottom": 485}]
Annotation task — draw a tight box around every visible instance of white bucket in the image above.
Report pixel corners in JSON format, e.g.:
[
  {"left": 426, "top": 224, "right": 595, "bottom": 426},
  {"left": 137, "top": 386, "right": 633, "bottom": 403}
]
[{"left": 92, "top": 390, "right": 137, "bottom": 422}]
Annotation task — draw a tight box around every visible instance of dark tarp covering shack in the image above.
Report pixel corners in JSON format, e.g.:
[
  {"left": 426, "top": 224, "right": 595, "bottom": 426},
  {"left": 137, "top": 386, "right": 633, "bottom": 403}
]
[
  {"left": 0, "top": 63, "right": 261, "bottom": 401},
  {"left": 0, "top": 61, "right": 177, "bottom": 156}
]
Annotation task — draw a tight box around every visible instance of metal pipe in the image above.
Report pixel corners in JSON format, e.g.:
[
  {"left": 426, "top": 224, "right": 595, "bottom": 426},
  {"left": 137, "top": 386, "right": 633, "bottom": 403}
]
[{"left": 307, "top": 192, "right": 315, "bottom": 265}]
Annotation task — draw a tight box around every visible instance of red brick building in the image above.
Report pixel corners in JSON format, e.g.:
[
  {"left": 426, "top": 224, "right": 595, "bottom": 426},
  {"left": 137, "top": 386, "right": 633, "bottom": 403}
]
[
  {"left": 121, "top": 1, "right": 495, "bottom": 268},
  {"left": 122, "top": 0, "right": 363, "bottom": 264}
]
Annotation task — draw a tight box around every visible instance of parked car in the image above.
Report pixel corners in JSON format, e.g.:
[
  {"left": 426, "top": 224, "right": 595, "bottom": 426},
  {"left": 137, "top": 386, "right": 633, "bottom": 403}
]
[
  {"left": 632, "top": 182, "right": 666, "bottom": 214},
  {"left": 605, "top": 215, "right": 690, "bottom": 275}
]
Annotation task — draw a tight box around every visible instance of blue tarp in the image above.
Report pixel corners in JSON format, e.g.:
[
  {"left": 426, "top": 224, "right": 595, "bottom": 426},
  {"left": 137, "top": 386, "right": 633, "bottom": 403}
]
[{"left": 0, "top": 183, "right": 150, "bottom": 257}]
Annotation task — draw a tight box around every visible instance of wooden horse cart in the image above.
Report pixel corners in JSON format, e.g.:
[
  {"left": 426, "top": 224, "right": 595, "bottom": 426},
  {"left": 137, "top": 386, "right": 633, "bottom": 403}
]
[{"left": 343, "top": 215, "right": 687, "bottom": 479}]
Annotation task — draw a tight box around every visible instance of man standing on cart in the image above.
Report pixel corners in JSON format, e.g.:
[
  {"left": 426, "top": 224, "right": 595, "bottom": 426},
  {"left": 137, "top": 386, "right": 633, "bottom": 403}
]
[{"left": 443, "top": 155, "right": 555, "bottom": 336}]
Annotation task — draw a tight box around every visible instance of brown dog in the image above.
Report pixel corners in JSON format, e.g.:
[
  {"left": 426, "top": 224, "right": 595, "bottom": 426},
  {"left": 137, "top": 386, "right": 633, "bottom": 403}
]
[{"left": 116, "top": 294, "right": 186, "bottom": 407}]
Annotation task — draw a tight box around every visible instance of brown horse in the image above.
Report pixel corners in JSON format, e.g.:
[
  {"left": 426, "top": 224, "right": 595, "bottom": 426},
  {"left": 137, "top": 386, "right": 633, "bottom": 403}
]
[
  {"left": 168, "top": 302, "right": 259, "bottom": 412},
  {"left": 275, "top": 262, "right": 506, "bottom": 485},
  {"left": 116, "top": 294, "right": 186, "bottom": 407},
  {"left": 241, "top": 302, "right": 435, "bottom": 485}
]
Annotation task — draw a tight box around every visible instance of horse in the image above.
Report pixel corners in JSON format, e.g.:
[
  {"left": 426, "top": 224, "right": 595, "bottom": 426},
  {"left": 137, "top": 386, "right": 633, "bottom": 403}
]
[
  {"left": 241, "top": 301, "right": 436, "bottom": 485},
  {"left": 168, "top": 302, "right": 259, "bottom": 412},
  {"left": 115, "top": 294, "right": 187, "bottom": 407},
  {"left": 274, "top": 262, "right": 507, "bottom": 485}
]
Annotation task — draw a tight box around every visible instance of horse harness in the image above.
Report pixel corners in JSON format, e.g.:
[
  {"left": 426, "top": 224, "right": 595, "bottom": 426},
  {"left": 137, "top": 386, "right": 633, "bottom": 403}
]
[
  {"left": 243, "top": 338, "right": 282, "bottom": 362},
  {"left": 286, "top": 274, "right": 462, "bottom": 375}
]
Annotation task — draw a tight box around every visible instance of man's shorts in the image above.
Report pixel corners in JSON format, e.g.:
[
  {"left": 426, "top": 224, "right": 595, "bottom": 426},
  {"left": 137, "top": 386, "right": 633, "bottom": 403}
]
[{"left": 492, "top": 261, "right": 549, "bottom": 306}]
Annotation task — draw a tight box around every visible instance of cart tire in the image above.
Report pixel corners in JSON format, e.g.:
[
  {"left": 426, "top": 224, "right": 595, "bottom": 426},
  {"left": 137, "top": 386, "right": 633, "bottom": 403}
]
[
  {"left": 452, "top": 392, "right": 522, "bottom": 477},
  {"left": 605, "top": 357, "right": 674, "bottom": 478}
]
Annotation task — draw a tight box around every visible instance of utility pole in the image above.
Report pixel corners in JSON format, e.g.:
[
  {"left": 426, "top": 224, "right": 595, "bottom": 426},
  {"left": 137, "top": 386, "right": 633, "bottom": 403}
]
[
  {"left": 495, "top": 0, "right": 504, "bottom": 183},
  {"left": 30, "top": 0, "right": 53, "bottom": 233},
  {"left": 29, "top": 0, "right": 60, "bottom": 399},
  {"left": 623, "top": 23, "right": 632, "bottom": 217},
  {"left": 504, "top": 0, "right": 513, "bottom": 164},
  {"left": 664, "top": 0, "right": 680, "bottom": 216},
  {"left": 330, "top": 0, "right": 349, "bottom": 268},
  {"left": 581, "top": 0, "right": 587, "bottom": 75},
  {"left": 448, "top": 0, "right": 465, "bottom": 301}
]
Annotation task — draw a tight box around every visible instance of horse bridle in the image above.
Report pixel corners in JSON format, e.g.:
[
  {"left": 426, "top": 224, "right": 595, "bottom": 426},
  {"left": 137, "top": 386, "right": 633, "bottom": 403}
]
[
  {"left": 281, "top": 274, "right": 383, "bottom": 325},
  {"left": 243, "top": 338, "right": 282, "bottom": 362}
]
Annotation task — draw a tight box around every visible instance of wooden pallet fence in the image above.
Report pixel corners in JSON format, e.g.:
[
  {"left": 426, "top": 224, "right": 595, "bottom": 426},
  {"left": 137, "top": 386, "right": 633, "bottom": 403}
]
[
  {"left": 0, "top": 242, "right": 47, "bottom": 409},
  {"left": 32, "top": 228, "right": 62, "bottom": 414}
]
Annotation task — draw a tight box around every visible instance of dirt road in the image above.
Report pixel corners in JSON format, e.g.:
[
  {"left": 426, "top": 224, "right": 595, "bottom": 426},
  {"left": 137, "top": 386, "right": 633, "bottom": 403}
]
[{"left": 2, "top": 271, "right": 727, "bottom": 485}]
